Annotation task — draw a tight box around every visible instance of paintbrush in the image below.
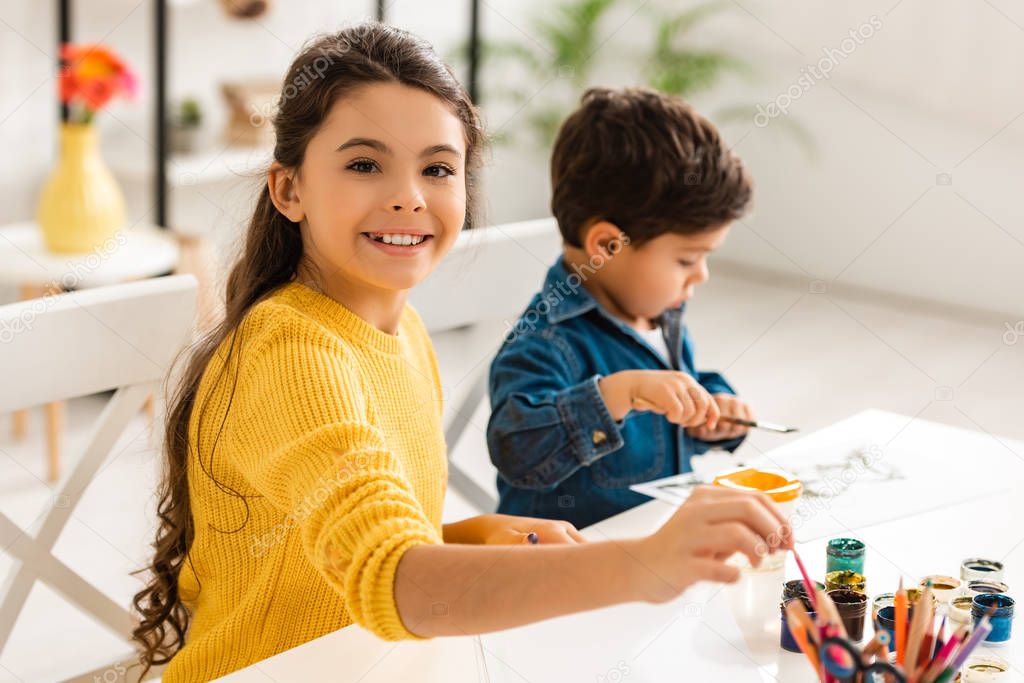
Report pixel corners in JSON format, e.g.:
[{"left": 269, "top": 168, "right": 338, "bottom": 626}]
[
  {"left": 720, "top": 416, "right": 799, "bottom": 433},
  {"left": 791, "top": 549, "right": 820, "bottom": 612},
  {"left": 895, "top": 578, "right": 908, "bottom": 666}
]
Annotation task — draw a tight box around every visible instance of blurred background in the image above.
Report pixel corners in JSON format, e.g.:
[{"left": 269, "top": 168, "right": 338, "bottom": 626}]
[{"left": 0, "top": 1, "right": 1022, "bottom": 680}]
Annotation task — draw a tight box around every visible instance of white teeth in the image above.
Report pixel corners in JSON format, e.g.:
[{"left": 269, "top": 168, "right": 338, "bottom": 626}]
[{"left": 371, "top": 233, "right": 426, "bottom": 246}]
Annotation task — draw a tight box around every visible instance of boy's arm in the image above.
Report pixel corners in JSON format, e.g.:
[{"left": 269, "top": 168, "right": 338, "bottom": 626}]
[{"left": 487, "top": 333, "right": 625, "bottom": 490}]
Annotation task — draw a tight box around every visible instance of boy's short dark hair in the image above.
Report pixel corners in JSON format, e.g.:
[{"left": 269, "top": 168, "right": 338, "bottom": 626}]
[{"left": 550, "top": 87, "right": 752, "bottom": 247}]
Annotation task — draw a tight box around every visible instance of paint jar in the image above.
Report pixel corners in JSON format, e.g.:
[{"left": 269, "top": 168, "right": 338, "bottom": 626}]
[
  {"left": 906, "top": 587, "right": 939, "bottom": 610},
  {"left": 827, "top": 588, "right": 868, "bottom": 641},
  {"left": 967, "top": 580, "right": 1011, "bottom": 599},
  {"left": 950, "top": 595, "right": 977, "bottom": 625},
  {"left": 780, "top": 596, "right": 815, "bottom": 653},
  {"left": 876, "top": 605, "right": 908, "bottom": 652},
  {"left": 961, "top": 558, "right": 1005, "bottom": 584},
  {"left": 920, "top": 574, "right": 962, "bottom": 604},
  {"left": 963, "top": 654, "right": 1010, "bottom": 681},
  {"left": 972, "top": 594, "right": 1014, "bottom": 645},
  {"left": 713, "top": 467, "right": 802, "bottom": 571},
  {"left": 826, "top": 538, "right": 865, "bottom": 575},
  {"left": 826, "top": 570, "right": 866, "bottom": 593},
  {"left": 872, "top": 593, "right": 894, "bottom": 621},
  {"left": 782, "top": 579, "right": 825, "bottom": 602}
]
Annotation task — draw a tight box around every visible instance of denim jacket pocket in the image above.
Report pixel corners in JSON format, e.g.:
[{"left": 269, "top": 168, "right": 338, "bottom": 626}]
[{"left": 589, "top": 411, "right": 666, "bottom": 488}]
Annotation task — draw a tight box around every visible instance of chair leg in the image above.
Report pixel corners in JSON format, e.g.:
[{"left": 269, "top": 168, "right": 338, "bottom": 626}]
[
  {"left": 45, "top": 401, "right": 63, "bottom": 483},
  {"left": 11, "top": 284, "right": 39, "bottom": 441},
  {"left": 175, "top": 233, "right": 218, "bottom": 330},
  {"left": 12, "top": 409, "right": 27, "bottom": 440}
]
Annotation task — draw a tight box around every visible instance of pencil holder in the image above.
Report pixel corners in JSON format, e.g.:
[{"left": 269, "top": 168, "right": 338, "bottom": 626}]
[
  {"left": 973, "top": 594, "right": 1014, "bottom": 645},
  {"left": 826, "top": 538, "right": 865, "bottom": 574}
]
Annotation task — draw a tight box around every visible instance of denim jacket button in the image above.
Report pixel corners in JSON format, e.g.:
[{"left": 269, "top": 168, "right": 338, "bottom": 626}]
[{"left": 591, "top": 429, "right": 607, "bottom": 445}]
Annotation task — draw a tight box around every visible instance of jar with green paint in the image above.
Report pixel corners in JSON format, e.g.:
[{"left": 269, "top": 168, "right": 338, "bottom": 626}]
[{"left": 825, "top": 538, "right": 865, "bottom": 574}]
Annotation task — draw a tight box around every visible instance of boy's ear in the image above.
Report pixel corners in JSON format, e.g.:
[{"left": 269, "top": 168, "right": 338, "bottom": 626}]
[
  {"left": 581, "top": 220, "right": 627, "bottom": 258},
  {"left": 267, "top": 162, "right": 305, "bottom": 223}
]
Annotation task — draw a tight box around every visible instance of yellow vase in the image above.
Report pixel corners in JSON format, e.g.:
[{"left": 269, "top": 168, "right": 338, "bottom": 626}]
[{"left": 36, "top": 123, "right": 126, "bottom": 253}]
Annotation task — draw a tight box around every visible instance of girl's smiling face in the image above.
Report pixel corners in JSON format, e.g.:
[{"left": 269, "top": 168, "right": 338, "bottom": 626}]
[{"left": 272, "top": 81, "right": 468, "bottom": 294}]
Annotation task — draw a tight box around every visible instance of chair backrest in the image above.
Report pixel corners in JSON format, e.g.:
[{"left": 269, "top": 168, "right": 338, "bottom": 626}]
[
  {"left": 409, "top": 218, "right": 561, "bottom": 513},
  {"left": 0, "top": 275, "right": 198, "bottom": 411},
  {"left": 0, "top": 275, "right": 197, "bottom": 682},
  {"left": 410, "top": 217, "right": 562, "bottom": 334}
]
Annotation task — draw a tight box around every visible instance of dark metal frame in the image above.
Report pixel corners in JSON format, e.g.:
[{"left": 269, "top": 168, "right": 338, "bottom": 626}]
[{"left": 56, "top": 0, "right": 482, "bottom": 230}]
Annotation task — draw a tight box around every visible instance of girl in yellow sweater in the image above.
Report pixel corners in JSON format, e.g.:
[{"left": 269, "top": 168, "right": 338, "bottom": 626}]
[{"left": 131, "top": 22, "right": 792, "bottom": 682}]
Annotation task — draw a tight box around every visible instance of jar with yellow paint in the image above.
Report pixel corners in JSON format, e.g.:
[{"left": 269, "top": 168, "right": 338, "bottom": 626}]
[{"left": 712, "top": 467, "right": 802, "bottom": 571}]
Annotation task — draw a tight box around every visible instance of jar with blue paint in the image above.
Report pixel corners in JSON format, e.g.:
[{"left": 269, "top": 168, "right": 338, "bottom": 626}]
[
  {"left": 876, "top": 605, "right": 911, "bottom": 652},
  {"left": 973, "top": 594, "right": 1014, "bottom": 645},
  {"left": 780, "top": 596, "right": 815, "bottom": 653},
  {"left": 826, "top": 538, "right": 865, "bottom": 574}
]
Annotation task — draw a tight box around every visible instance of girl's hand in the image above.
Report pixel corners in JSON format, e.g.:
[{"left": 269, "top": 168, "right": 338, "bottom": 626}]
[
  {"left": 634, "top": 485, "right": 793, "bottom": 603},
  {"left": 599, "top": 370, "right": 719, "bottom": 428},
  {"left": 444, "top": 514, "right": 586, "bottom": 545},
  {"left": 686, "top": 394, "right": 754, "bottom": 442}
]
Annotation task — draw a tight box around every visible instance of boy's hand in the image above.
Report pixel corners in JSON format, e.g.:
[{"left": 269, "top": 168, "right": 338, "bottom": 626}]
[
  {"left": 686, "top": 393, "right": 754, "bottom": 442},
  {"left": 598, "top": 370, "right": 719, "bottom": 428}
]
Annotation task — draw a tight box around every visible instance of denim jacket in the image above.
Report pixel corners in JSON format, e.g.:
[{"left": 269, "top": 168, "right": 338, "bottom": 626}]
[{"left": 486, "top": 258, "right": 745, "bottom": 529}]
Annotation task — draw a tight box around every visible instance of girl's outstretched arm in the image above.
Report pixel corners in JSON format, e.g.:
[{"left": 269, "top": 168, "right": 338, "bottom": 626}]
[{"left": 396, "top": 486, "right": 791, "bottom": 636}]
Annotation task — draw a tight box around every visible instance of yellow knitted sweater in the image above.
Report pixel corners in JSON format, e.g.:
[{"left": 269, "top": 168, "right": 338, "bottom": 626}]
[{"left": 163, "top": 281, "right": 447, "bottom": 682}]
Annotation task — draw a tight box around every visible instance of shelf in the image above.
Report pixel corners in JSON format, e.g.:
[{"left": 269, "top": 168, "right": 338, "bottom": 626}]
[{"left": 110, "top": 144, "right": 272, "bottom": 187}]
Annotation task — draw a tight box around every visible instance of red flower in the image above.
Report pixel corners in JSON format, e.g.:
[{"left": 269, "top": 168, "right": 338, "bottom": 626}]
[{"left": 59, "top": 43, "right": 137, "bottom": 120}]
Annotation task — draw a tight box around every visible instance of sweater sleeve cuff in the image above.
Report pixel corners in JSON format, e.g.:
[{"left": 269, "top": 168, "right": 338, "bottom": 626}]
[
  {"left": 343, "top": 519, "right": 443, "bottom": 641},
  {"left": 555, "top": 375, "right": 625, "bottom": 466}
]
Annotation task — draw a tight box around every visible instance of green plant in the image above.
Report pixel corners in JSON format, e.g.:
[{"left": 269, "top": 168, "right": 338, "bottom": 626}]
[
  {"left": 468, "top": 0, "right": 755, "bottom": 148},
  {"left": 176, "top": 97, "right": 202, "bottom": 128}
]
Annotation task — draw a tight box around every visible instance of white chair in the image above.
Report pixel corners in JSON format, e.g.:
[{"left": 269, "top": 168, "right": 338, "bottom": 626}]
[
  {"left": 411, "top": 218, "right": 562, "bottom": 513},
  {"left": 0, "top": 275, "right": 197, "bottom": 682}
]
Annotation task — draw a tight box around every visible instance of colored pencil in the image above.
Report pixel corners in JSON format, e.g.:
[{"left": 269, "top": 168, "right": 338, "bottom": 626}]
[
  {"left": 919, "top": 624, "right": 968, "bottom": 683},
  {"left": 895, "top": 578, "right": 908, "bottom": 666},
  {"left": 905, "top": 581, "right": 933, "bottom": 674},
  {"left": 785, "top": 598, "right": 820, "bottom": 646},
  {"left": 787, "top": 616, "right": 825, "bottom": 682},
  {"left": 948, "top": 605, "right": 996, "bottom": 671}
]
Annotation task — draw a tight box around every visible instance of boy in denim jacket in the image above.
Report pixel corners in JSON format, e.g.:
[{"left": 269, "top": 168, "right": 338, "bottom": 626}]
[{"left": 487, "top": 87, "right": 757, "bottom": 530}]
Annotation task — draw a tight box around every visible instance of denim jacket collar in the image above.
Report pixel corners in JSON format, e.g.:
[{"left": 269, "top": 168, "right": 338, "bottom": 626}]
[{"left": 542, "top": 257, "right": 686, "bottom": 335}]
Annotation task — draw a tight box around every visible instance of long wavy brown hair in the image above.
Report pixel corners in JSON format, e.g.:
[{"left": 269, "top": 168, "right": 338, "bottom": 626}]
[{"left": 130, "top": 23, "right": 484, "bottom": 679}]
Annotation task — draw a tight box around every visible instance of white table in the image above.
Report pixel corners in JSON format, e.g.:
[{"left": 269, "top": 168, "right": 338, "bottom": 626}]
[
  {"left": 216, "top": 410, "right": 1024, "bottom": 682},
  {"left": 0, "top": 222, "right": 179, "bottom": 480}
]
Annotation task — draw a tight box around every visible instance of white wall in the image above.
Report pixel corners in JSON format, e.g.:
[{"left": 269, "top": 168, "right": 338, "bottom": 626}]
[{"left": 1, "top": 1, "right": 1021, "bottom": 316}]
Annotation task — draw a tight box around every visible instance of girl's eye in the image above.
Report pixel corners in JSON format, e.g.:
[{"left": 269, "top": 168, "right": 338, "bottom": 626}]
[
  {"left": 678, "top": 260, "right": 696, "bottom": 267},
  {"left": 424, "top": 163, "right": 456, "bottom": 178},
  {"left": 347, "top": 159, "right": 379, "bottom": 174}
]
